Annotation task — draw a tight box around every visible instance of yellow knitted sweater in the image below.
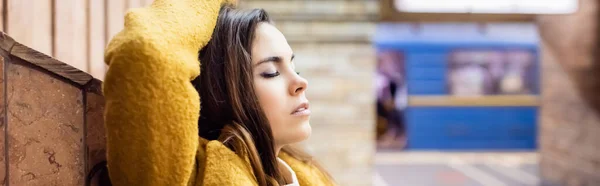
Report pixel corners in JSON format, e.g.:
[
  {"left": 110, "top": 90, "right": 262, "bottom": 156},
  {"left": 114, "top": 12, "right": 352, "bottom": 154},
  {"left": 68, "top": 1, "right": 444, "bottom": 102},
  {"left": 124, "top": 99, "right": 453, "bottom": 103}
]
[{"left": 103, "top": 0, "right": 333, "bottom": 185}]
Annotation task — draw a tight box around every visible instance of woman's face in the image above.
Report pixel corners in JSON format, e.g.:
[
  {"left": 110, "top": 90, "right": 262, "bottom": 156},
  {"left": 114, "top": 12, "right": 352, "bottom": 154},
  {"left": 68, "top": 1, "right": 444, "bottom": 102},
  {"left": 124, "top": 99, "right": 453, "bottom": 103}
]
[{"left": 251, "top": 23, "right": 311, "bottom": 149}]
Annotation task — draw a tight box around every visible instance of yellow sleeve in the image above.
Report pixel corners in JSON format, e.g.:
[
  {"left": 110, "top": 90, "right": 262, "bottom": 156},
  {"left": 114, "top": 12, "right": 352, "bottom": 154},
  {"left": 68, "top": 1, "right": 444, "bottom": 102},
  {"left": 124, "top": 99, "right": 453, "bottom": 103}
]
[{"left": 102, "top": 0, "right": 235, "bottom": 185}]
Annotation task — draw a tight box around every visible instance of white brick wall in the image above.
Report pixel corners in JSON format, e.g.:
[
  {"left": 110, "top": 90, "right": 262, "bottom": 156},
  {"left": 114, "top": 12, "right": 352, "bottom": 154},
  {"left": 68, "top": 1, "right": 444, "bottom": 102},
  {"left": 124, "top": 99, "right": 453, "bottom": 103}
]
[
  {"left": 274, "top": 21, "right": 375, "bottom": 43},
  {"left": 293, "top": 42, "right": 376, "bottom": 186},
  {"left": 240, "top": 0, "right": 379, "bottom": 16}
]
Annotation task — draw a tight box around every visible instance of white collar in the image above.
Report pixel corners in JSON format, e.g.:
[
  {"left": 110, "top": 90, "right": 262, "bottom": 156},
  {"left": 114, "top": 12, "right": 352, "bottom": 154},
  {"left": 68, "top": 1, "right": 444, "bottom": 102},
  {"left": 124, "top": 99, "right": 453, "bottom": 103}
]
[{"left": 277, "top": 158, "right": 300, "bottom": 186}]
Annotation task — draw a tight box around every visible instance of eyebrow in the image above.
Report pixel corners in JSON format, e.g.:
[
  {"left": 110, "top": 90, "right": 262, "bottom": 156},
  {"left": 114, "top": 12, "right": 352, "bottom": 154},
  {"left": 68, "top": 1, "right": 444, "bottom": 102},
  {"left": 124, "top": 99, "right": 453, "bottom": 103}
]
[{"left": 255, "top": 54, "right": 295, "bottom": 66}]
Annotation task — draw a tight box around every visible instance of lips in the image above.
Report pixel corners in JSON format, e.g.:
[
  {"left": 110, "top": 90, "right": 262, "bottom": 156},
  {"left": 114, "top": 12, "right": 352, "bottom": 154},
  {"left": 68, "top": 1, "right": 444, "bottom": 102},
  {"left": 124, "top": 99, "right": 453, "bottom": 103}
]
[{"left": 291, "top": 102, "right": 311, "bottom": 116}]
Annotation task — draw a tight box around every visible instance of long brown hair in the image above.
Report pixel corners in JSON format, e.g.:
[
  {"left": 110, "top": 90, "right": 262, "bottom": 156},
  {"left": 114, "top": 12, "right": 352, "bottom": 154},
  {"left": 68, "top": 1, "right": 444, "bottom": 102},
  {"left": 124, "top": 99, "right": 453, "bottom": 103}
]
[{"left": 193, "top": 5, "right": 329, "bottom": 186}]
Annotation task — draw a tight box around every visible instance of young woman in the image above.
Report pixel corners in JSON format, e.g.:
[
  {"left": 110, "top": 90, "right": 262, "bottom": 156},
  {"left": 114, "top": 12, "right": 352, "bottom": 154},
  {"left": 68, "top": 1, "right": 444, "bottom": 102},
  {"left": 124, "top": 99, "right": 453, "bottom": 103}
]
[{"left": 97, "top": 0, "right": 334, "bottom": 185}]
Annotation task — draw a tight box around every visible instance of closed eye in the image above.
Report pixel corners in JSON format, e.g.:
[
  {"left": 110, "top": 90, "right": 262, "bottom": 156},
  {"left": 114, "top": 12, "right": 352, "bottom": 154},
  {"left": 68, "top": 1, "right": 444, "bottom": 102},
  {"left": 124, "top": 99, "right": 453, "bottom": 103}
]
[{"left": 261, "top": 71, "right": 280, "bottom": 78}]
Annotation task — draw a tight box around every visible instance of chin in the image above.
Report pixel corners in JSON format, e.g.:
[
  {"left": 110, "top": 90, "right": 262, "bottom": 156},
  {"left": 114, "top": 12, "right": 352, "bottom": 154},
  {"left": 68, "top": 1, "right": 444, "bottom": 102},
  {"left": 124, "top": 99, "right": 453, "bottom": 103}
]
[
  {"left": 298, "top": 121, "right": 312, "bottom": 141},
  {"left": 276, "top": 120, "right": 312, "bottom": 146},
  {"left": 288, "top": 121, "right": 312, "bottom": 144}
]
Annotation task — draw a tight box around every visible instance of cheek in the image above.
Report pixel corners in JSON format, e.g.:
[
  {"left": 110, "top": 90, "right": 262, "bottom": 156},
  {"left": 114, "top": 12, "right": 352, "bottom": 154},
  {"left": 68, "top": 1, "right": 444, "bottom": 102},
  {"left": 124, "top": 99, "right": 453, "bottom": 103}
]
[
  {"left": 254, "top": 79, "right": 287, "bottom": 125},
  {"left": 254, "top": 78, "right": 312, "bottom": 145}
]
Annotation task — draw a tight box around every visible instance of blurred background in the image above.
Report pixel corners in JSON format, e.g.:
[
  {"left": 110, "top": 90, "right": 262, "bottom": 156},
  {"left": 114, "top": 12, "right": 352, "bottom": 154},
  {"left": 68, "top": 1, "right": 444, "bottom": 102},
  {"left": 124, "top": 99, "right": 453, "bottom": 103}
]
[{"left": 2, "top": 0, "right": 600, "bottom": 185}]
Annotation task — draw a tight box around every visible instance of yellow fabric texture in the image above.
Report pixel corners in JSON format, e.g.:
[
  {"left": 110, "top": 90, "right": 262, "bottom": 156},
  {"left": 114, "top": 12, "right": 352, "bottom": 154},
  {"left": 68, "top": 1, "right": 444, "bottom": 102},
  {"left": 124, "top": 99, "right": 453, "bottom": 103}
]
[{"left": 103, "top": 0, "right": 334, "bottom": 185}]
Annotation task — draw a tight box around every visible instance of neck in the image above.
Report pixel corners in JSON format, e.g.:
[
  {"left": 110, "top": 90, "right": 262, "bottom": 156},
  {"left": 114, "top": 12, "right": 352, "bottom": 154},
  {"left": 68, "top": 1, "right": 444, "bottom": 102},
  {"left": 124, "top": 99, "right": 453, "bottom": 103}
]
[
  {"left": 274, "top": 144, "right": 283, "bottom": 157},
  {"left": 275, "top": 144, "right": 294, "bottom": 184}
]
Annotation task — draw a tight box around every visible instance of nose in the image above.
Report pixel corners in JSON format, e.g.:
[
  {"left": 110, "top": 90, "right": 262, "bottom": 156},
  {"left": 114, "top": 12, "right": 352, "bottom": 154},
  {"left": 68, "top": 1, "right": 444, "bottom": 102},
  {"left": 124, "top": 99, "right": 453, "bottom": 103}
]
[{"left": 289, "top": 73, "right": 308, "bottom": 96}]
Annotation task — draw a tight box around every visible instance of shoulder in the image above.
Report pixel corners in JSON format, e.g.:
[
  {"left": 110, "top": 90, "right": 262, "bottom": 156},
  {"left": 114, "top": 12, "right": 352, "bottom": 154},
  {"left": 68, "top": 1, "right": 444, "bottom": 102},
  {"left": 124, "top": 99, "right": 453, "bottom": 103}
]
[
  {"left": 279, "top": 153, "right": 336, "bottom": 186},
  {"left": 195, "top": 138, "right": 258, "bottom": 186}
]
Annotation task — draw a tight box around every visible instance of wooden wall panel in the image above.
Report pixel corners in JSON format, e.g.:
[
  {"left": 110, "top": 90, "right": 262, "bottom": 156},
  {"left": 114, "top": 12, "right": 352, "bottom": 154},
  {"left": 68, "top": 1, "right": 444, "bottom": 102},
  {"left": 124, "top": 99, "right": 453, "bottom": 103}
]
[
  {"left": 2, "top": 0, "right": 144, "bottom": 80},
  {"left": 6, "top": 0, "right": 52, "bottom": 55},
  {"left": 89, "top": 0, "right": 106, "bottom": 80},
  {"left": 143, "top": 0, "right": 154, "bottom": 7},
  {"left": 0, "top": 0, "right": 4, "bottom": 31},
  {"left": 127, "top": 0, "right": 143, "bottom": 9},
  {"left": 107, "top": 0, "right": 126, "bottom": 42},
  {"left": 54, "top": 0, "right": 88, "bottom": 72}
]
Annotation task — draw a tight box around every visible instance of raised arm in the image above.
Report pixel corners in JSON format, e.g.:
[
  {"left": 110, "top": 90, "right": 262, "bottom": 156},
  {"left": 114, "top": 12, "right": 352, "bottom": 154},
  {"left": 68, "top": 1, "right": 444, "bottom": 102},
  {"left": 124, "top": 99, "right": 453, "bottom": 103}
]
[{"left": 103, "top": 0, "right": 234, "bottom": 185}]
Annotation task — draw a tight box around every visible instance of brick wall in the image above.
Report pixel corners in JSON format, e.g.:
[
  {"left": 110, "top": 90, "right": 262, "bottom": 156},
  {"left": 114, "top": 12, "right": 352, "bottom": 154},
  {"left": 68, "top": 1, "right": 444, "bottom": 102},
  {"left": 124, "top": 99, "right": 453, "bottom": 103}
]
[
  {"left": 538, "top": 0, "right": 600, "bottom": 185},
  {"left": 240, "top": 1, "right": 378, "bottom": 185}
]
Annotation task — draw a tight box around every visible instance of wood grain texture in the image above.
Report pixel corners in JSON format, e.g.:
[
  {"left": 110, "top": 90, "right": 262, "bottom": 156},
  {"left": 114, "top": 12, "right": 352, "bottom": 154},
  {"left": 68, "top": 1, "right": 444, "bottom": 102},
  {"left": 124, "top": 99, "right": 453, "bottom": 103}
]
[
  {"left": 6, "top": 0, "right": 53, "bottom": 55},
  {"left": 88, "top": 0, "right": 106, "bottom": 80},
  {"left": 0, "top": 32, "right": 92, "bottom": 86},
  {"left": 0, "top": 31, "right": 15, "bottom": 52},
  {"left": 54, "top": 0, "right": 89, "bottom": 72},
  {"left": 10, "top": 43, "right": 92, "bottom": 86}
]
